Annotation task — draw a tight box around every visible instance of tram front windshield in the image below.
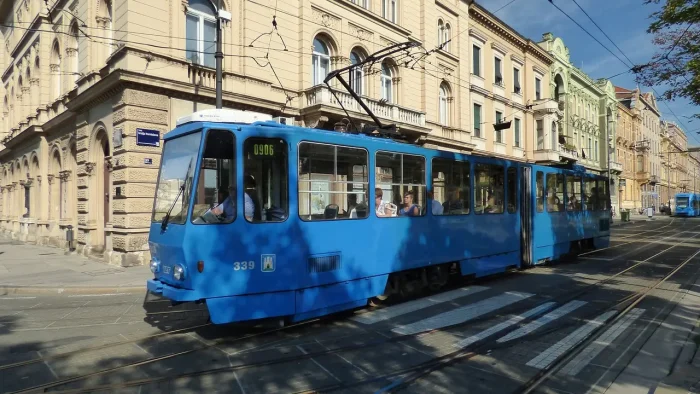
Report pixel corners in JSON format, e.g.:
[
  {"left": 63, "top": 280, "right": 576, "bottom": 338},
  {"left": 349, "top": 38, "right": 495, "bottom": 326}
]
[
  {"left": 676, "top": 196, "right": 689, "bottom": 208},
  {"left": 152, "top": 131, "right": 202, "bottom": 224}
]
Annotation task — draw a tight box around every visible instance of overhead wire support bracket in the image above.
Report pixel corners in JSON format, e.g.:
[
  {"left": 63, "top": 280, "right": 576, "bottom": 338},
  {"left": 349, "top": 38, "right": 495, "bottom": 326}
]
[{"left": 323, "top": 41, "right": 421, "bottom": 138}]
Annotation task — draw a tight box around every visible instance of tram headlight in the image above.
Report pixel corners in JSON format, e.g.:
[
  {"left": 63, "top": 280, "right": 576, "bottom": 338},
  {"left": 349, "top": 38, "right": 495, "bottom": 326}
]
[
  {"left": 149, "top": 259, "right": 160, "bottom": 274},
  {"left": 173, "top": 264, "right": 185, "bottom": 281}
]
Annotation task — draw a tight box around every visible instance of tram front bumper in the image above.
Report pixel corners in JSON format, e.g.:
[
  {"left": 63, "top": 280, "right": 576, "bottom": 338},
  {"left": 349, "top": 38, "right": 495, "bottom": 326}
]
[{"left": 147, "top": 279, "right": 202, "bottom": 302}]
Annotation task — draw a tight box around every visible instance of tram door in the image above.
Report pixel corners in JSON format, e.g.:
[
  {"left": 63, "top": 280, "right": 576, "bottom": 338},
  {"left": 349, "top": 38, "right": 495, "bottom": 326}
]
[{"left": 520, "top": 167, "right": 533, "bottom": 267}]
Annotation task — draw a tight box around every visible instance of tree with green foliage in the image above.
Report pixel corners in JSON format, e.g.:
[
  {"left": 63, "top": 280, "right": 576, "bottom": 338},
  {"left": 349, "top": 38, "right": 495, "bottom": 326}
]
[{"left": 636, "top": 0, "right": 699, "bottom": 118}]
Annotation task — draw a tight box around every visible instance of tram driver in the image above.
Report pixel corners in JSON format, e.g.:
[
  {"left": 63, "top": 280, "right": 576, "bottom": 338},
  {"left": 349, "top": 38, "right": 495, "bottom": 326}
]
[{"left": 211, "top": 175, "right": 262, "bottom": 221}]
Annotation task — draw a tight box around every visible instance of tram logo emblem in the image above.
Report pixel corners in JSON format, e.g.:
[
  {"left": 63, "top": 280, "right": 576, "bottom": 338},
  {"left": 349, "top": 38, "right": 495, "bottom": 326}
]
[{"left": 261, "top": 254, "right": 276, "bottom": 272}]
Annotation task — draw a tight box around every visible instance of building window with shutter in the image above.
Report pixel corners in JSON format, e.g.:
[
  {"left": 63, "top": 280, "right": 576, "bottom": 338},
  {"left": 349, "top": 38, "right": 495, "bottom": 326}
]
[
  {"left": 514, "top": 118, "right": 521, "bottom": 148},
  {"left": 494, "top": 57, "right": 502, "bottom": 86},
  {"left": 495, "top": 111, "right": 503, "bottom": 143},
  {"left": 472, "top": 45, "right": 481, "bottom": 76},
  {"left": 473, "top": 103, "right": 482, "bottom": 138},
  {"left": 535, "top": 77, "right": 541, "bottom": 100},
  {"left": 513, "top": 68, "right": 521, "bottom": 94}
]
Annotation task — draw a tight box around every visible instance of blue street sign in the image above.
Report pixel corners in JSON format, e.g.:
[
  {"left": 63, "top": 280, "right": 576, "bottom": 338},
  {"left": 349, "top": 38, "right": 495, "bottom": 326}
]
[{"left": 136, "top": 128, "right": 160, "bottom": 147}]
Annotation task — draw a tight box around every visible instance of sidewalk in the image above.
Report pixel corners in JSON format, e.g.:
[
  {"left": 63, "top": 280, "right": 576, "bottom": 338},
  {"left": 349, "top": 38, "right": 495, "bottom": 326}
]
[
  {"left": 610, "top": 263, "right": 700, "bottom": 394},
  {"left": 0, "top": 236, "right": 151, "bottom": 295}
]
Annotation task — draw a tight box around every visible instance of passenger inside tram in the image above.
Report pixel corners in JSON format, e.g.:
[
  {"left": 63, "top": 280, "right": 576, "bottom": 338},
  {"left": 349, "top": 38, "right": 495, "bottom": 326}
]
[{"left": 399, "top": 190, "right": 421, "bottom": 216}]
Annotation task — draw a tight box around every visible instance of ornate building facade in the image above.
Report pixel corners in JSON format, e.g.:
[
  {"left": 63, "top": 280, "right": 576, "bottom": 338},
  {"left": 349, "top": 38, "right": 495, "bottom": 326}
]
[
  {"left": 616, "top": 86, "right": 662, "bottom": 210},
  {"left": 536, "top": 34, "right": 620, "bottom": 211},
  {"left": 0, "top": 0, "right": 563, "bottom": 265}
]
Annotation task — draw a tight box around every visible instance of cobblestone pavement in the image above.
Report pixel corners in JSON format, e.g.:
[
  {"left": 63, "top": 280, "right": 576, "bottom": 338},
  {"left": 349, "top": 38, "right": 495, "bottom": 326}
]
[{"left": 0, "top": 219, "right": 699, "bottom": 393}]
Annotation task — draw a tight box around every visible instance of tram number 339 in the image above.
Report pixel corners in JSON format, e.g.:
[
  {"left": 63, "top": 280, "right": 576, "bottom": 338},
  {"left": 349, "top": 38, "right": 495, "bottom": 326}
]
[{"left": 234, "top": 261, "right": 255, "bottom": 271}]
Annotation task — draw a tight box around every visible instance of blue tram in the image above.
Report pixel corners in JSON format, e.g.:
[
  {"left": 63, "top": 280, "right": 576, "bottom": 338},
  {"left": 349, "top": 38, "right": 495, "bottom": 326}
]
[
  {"left": 146, "top": 110, "right": 611, "bottom": 325},
  {"left": 674, "top": 193, "right": 700, "bottom": 217}
]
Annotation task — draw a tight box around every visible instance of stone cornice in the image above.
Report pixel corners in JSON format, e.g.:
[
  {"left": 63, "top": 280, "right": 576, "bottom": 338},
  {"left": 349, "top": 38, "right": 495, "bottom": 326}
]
[{"left": 469, "top": 4, "right": 554, "bottom": 65}]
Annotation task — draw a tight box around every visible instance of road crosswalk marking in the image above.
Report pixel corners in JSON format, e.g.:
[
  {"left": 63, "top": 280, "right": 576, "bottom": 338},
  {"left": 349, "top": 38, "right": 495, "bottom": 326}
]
[
  {"left": 526, "top": 310, "right": 617, "bottom": 369},
  {"left": 559, "top": 308, "right": 645, "bottom": 376},
  {"left": 453, "top": 302, "right": 556, "bottom": 349},
  {"left": 392, "top": 292, "right": 534, "bottom": 336},
  {"left": 497, "top": 300, "right": 588, "bottom": 343},
  {"left": 350, "top": 286, "right": 489, "bottom": 325}
]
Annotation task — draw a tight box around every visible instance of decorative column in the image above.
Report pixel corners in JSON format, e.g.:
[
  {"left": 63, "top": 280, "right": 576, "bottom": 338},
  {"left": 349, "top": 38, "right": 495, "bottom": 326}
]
[
  {"left": 30, "top": 78, "right": 40, "bottom": 116},
  {"left": 65, "top": 48, "right": 78, "bottom": 89},
  {"left": 47, "top": 174, "right": 55, "bottom": 220},
  {"left": 95, "top": 17, "right": 112, "bottom": 64},
  {"left": 59, "top": 170, "right": 72, "bottom": 221},
  {"left": 50, "top": 64, "right": 60, "bottom": 102},
  {"left": 21, "top": 86, "right": 30, "bottom": 123}
]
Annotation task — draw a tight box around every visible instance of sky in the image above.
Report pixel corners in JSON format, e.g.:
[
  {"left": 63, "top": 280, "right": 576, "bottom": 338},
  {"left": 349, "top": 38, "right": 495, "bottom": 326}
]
[{"left": 478, "top": 0, "right": 700, "bottom": 145}]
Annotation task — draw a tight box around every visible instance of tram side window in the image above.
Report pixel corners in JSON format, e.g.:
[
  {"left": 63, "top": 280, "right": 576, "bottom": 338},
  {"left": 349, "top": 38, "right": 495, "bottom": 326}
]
[
  {"left": 583, "top": 178, "right": 596, "bottom": 211},
  {"left": 566, "top": 175, "right": 582, "bottom": 211},
  {"left": 192, "top": 129, "right": 235, "bottom": 224},
  {"left": 376, "top": 152, "right": 426, "bottom": 217},
  {"left": 298, "top": 142, "right": 368, "bottom": 221},
  {"left": 546, "top": 173, "right": 564, "bottom": 212},
  {"left": 536, "top": 172, "right": 544, "bottom": 212},
  {"left": 243, "top": 138, "right": 288, "bottom": 222},
  {"left": 598, "top": 179, "right": 609, "bottom": 211},
  {"left": 474, "top": 163, "right": 504, "bottom": 214},
  {"left": 507, "top": 167, "right": 517, "bottom": 213},
  {"left": 432, "top": 158, "right": 470, "bottom": 215}
]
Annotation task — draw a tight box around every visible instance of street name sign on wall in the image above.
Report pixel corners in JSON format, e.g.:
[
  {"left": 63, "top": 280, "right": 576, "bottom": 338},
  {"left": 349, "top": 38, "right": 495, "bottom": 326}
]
[{"left": 136, "top": 128, "right": 160, "bottom": 147}]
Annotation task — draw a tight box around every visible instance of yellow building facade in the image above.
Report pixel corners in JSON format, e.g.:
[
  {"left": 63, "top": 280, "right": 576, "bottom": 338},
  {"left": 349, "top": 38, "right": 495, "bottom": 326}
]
[{"left": 0, "top": 0, "right": 561, "bottom": 265}]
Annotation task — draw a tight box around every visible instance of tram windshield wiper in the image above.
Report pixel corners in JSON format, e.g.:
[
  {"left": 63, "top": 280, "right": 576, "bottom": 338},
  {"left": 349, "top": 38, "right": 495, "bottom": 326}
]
[{"left": 161, "top": 158, "right": 193, "bottom": 232}]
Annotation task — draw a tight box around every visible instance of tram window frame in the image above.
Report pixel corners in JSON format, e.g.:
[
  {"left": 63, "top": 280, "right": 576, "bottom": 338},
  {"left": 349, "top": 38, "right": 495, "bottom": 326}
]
[
  {"left": 152, "top": 131, "right": 202, "bottom": 224},
  {"left": 583, "top": 177, "right": 596, "bottom": 211},
  {"left": 431, "top": 158, "right": 470, "bottom": 216},
  {"left": 298, "top": 142, "right": 369, "bottom": 221},
  {"left": 546, "top": 173, "right": 565, "bottom": 212},
  {"left": 566, "top": 175, "right": 582, "bottom": 211},
  {"left": 243, "top": 137, "right": 289, "bottom": 223},
  {"left": 507, "top": 167, "right": 517, "bottom": 214},
  {"left": 473, "top": 163, "right": 505, "bottom": 214},
  {"left": 536, "top": 171, "right": 544, "bottom": 213},
  {"left": 190, "top": 129, "right": 236, "bottom": 225},
  {"left": 598, "top": 178, "right": 609, "bottom": 211},
  {"left": 375, "top": 151, "right": 427, "bottom": 218}
]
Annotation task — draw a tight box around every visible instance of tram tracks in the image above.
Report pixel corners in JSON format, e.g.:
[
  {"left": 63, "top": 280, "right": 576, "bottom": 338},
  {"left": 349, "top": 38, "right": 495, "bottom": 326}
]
[
  {"left": 8, "top": 224, "right": 700, "bottom": 394},
  {"left": 1, "top": 221, "right": 685, "bottom": 380}
]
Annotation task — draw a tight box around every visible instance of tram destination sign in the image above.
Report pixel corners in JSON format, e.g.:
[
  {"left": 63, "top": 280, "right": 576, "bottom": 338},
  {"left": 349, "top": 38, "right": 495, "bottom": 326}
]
[{"left": 136, "top": 128, "right": 160, "bottom": 147}]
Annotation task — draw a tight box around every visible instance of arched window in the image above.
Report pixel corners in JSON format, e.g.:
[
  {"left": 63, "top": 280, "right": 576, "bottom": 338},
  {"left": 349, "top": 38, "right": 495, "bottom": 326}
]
[
  {"left": 312, "top": 37, "right": 331, "bottom": 85},
  {"left": 438, "top": 20, "right": 444, "bottom": 47},
  {"left": 69, "top": 22, "right": 80, "bottom": 83},
  {"left": 439, "top": 83, "right": 449, "bottom": 125},
  {"left": 349, "top": 50, "right": 364, "bottom": 95},
  {"left": 381, "top": 62, "right": 393, "bottom": 103},
  {"left": 50, "top": 41, "right": 61, "bottom": 101},
  {"left": 443, "top": 23, "right": 451, "bottom": 52},
  {"left": 186, "top": 0, "right": 216, "bottom": 68}
]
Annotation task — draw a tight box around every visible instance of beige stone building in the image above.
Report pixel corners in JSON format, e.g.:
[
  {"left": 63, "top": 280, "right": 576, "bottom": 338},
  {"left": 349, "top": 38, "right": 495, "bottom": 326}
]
[
  {"left": 616, "top": 86, "right": 662, "bottom": 210},
  {"left": 616, "top": 99, "right": 642, "bottom": 210},
  {"left": 0, "top": 0, "right": 560, "bottom": 265},
  {"left": 659, "top": 121, "right": 700, "bottom": 207}
]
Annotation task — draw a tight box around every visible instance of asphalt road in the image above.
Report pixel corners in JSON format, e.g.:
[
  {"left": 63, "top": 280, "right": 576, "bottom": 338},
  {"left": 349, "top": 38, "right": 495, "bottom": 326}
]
[{"left": 1, "top": 219, "right": 700, "bottom": 394}]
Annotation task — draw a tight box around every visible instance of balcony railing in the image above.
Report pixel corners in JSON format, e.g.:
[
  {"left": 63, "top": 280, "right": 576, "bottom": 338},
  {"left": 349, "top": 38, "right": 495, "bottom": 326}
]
[
  {"left": 303, "top": 85, "right": 426, "bottom": 128},
  {"left": 534, "top": 143, "right": 579, "bottom": 163},
  {"left": 610, "top": 161, "right": 623, "bottom": 173}
]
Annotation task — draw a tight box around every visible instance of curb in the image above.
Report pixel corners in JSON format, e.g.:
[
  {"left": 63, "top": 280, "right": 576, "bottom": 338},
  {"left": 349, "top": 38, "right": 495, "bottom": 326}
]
[{"left": 0, "top": 285, "right": 146, "bottom": 296}]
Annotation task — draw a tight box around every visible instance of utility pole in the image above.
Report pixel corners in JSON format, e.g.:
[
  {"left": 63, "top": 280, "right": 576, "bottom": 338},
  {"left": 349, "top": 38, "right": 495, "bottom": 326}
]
[{"left": 215, "top": 0, "right": 223, "bottom": 109}]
